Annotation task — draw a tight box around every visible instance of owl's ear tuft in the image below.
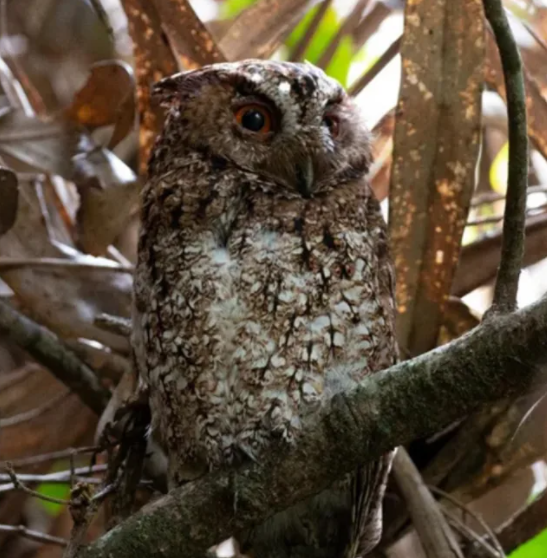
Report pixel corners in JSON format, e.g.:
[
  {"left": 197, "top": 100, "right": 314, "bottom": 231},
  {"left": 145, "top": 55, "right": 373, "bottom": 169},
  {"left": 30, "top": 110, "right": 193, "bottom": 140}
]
[
  {"left": 152, "top": 70, "right": 209, "bottom": 108},
  {"left": 152, "top": 75, "right": 182, "bottom": 108}
]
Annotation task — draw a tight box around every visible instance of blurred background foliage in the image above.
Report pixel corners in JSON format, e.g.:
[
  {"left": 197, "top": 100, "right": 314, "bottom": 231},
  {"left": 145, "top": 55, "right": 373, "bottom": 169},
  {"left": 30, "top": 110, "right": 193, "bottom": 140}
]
[{"left": 0, "top": 1, "right": 546, "bottom": 557}]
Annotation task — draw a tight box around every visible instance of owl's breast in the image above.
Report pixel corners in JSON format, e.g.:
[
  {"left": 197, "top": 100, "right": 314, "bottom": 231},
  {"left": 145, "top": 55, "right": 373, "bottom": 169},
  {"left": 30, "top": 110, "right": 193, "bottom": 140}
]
[{"left": 138, "top": 197, "right": 395, "bottom": 476}]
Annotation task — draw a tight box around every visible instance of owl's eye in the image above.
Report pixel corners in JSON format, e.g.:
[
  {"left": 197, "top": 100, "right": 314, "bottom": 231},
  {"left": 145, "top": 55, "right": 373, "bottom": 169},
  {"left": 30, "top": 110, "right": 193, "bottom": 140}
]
[
  {"left": 234, "top": 104, "right": 272, "bottom": 134},
  {"left": 323, "top": 114, "right": 340, "bottom": 138}
]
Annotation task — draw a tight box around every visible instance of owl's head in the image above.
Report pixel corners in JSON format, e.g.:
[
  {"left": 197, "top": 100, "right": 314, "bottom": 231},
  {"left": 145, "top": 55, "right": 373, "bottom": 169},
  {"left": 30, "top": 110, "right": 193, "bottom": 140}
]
[{"left": 152, "top": 59, "right": 371, "bottom": 197}]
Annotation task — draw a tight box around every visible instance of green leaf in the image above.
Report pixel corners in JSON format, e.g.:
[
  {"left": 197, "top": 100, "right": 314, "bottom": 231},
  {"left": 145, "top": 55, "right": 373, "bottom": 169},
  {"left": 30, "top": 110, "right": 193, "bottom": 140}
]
[
  {"left": 509, "top": 528, "right": 547, "bottom": 558},
  {"left": 221, "top": 0, "right": 257, "bottom": 19},
  {"left": 325, "top": 35, "right": 353, "bottom": 87},
  {"left": 285, "top": 5, "right": 353, "bottom": 86},
  {"left": 37, "top": 482, "right": 70, "bottom": 516},
  {"left": 286, "top": 5, "right": 340, "bottom": 63}
]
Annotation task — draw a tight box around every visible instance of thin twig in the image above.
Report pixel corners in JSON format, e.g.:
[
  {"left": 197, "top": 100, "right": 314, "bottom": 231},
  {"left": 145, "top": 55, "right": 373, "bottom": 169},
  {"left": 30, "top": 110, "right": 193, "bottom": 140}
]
[
  {"left": 289, "top": 0, "right": 333, "bottom": 61},
  {"left": 9, "top": 446, "right": 100, "bottom": 468},
  {"left": 0, "top": 257, "right": 133, "bottom": 273},
  {"left": 3, "top": 463, "right": 70, "bottom": 505},
  {"left": 429, "top": 485, "right": 506, "bottom": 557},
  {"left": 94, "top": 313, "right": 132, "bottom": 337},
  {"left": 0, "top": 389, "right": 71, "bottom": 427},
  {"left": 392, "top": 449, "right": 464, "bottom": 558},
  {"left": 89, "top": 0, "right": 115, "bottom": 41},
  {"left": 0, "top": 524, "right": 68, "bottom": 547},
  {"left": 0, "top": 465, "right": 106, "bottom": 484},
  {"left": 483, "top": 0, "right": 529, "bottom": 314},
  {"left": 65, "top": 480, "right": 119, "bottom": 558},
  {"left": 507, "top": 9, "right": 547, "bottom": 57},
  {"left": 471, "top": 185, "right": 547, "bottom": 207},
  {"left": 0, "top": 300, "right": 109, "bottom": 415},
  {"left": 443, "top": 509, "right": 501, "bottom": 558},
  {"left": 466, "top": 203, "right": 547, "bottom": 227}
]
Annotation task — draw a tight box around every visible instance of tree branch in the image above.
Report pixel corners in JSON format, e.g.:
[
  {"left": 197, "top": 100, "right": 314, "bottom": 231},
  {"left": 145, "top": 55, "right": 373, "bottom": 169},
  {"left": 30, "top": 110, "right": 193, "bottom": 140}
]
[
  {"left": 392, "top": 449, "right": 463, "bottom": 558},
  {"left": 0, "top": 300, "right": 109, "bottom": 415},
  {"left": 78, "top": 295, "right": 547, "bottom": 558},
  {"left": 483, "top": 0, "right": 528, "bottom": 314}
]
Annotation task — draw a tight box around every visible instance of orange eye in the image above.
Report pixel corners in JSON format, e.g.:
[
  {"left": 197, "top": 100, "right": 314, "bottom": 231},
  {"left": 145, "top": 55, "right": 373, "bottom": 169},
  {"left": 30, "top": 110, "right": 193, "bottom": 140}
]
[{"left": 234, "top": 104, "right": 272, "bottom": 134}]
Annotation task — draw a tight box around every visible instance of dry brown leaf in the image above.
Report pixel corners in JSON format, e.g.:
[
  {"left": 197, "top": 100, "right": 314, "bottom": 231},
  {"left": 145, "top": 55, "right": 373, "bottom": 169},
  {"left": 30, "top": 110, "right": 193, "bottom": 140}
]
[
  {"left": 219, "top": 0, "right": 311, "bottom": 60},
  {"left": 65, "top": 61, "right": 136, "bottom": 150},
  {"left": 0, "top": 109, "right": 139, "bottom": 256},
  {"left": 0, "top": 363, "right": 96, "bottom": 462},
  {"left": 0, "top": 167, "right": 18, "bottom": 236},
  {"left": 0, "top": 176, "right": 131, "bottom": 352},
  {"left": 73, "top": 148, "right": 139, "bottom": 255},
  {"left": 120, "top": 0, "right": 179, "bottom": 174},
  {"left": 0, "top": 110, "right": 90, "bottom": 178},
  {"left": 389, "top": 0, "right": 484, "bottom": 356},
  {"left": 152, "top": 0, "right": 226, "bottom": 68},
  {"left": 485, "top": 30, "right": 547, "bottom": 162}
]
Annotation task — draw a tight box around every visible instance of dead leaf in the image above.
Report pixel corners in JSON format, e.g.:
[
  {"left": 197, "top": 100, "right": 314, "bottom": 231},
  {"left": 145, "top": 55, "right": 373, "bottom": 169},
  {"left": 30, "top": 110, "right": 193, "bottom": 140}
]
[
  {"left": 0, "top": 110, "right": 90, "bottom": 178},
  {"left": 0, "top": 363, "right": 96, "bottom": 461},
  {"left": 219, "top": 0, "right": 311, "bottom": 60},
  {"left": 389, "top": 0, "right": 485, "bottom": 356},
  {"left": 0, "top": 109, "right": 139, "bottom": 255},
  {"left": 485, "top": 30, "right": 547, "bottom": 162},
  {"left": 65, "top": 60, "right": 136, "bottom": 150},
  {"left": 74, "top": 149, "right": 140, "bottom": 255},
  {"left": 0, "top": 177, "right": 131, "bottom": 352},
  {"left": 120, "top": 0, "right": 179, "bottom": 174},
  {"left": 0, "top": 167, "right": 18, "bottom": 236}
]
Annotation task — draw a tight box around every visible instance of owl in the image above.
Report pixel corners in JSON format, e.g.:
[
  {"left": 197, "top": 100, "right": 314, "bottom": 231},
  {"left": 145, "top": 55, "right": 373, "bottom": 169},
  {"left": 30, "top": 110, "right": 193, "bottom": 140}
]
[{"left": 133, "top": 59, "right": 398, "bottom": 557}]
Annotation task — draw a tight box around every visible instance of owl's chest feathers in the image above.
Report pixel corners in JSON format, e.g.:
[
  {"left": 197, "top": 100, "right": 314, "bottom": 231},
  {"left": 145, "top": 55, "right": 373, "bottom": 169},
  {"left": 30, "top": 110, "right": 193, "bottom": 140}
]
[{"left": 141, "top": 181, "right": 393, "bottom": 466}]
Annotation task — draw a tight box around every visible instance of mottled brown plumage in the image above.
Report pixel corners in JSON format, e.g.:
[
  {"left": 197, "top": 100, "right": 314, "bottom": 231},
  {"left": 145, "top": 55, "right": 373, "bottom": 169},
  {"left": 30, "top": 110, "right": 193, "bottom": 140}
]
[{"left": 133, "top": 60, "right": 397, "bottom": 557}]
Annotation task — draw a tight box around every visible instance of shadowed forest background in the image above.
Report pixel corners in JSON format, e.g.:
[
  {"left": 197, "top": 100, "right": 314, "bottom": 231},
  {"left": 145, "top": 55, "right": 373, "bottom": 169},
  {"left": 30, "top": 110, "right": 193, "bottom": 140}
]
[{"left": 0, "top": 0, "right": 546, "bottom": 557}]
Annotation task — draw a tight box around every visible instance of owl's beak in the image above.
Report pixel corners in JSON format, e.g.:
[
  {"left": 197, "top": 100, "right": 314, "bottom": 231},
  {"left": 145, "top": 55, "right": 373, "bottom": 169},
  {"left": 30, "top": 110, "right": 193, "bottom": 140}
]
[{"left": 294, "top": 157, "right": 314, "bottom": 199}]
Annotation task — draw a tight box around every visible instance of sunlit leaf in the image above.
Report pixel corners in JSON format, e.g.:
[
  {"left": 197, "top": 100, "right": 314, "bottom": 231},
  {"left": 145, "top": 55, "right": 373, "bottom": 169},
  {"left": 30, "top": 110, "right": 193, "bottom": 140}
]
[
  {"left": 37, "top": 482, "right": 71, "bottom": 516},
  {"left": 286, "top": 5, "right": 340, "bottom": 64},
  {"left": 509, "top": 528, "right": 547, "bottom": 558},
  {"left": 285, "top": 5, "right": 352, "bottom": 85},
  {"left": 325, "top": 35, "right": 353, "bottom": 87},
  {"left": 221, "top": 0, "right": 257, "bottom": 18},
  {"left": 490, "top": 141, "right": 509, "bottom": 195}
]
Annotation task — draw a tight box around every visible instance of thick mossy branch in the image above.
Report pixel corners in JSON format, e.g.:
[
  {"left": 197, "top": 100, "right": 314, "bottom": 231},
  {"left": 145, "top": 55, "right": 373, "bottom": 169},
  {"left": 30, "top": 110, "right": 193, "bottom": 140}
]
[
  {"left": 484, "top": 0, "right": 529, "bottom": 314},
  {"left": 0, "top": 300, "right": 109, "bottom": 415},
  {"left": 79, "top": 296, "right": 547, "bottom": 558}
]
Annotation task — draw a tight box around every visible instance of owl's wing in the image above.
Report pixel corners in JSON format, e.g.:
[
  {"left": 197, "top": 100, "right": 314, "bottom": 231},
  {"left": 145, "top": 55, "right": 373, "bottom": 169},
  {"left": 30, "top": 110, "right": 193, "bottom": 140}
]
[{"left": 347, "top": 450, "right": 395, "bottom": 558}]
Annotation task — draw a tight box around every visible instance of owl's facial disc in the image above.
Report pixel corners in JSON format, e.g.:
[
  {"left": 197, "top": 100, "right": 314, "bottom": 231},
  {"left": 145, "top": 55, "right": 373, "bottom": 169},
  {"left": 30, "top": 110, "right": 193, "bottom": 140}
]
[{"left": 153, "top": 60, "right": 371, "bottom": 196}]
